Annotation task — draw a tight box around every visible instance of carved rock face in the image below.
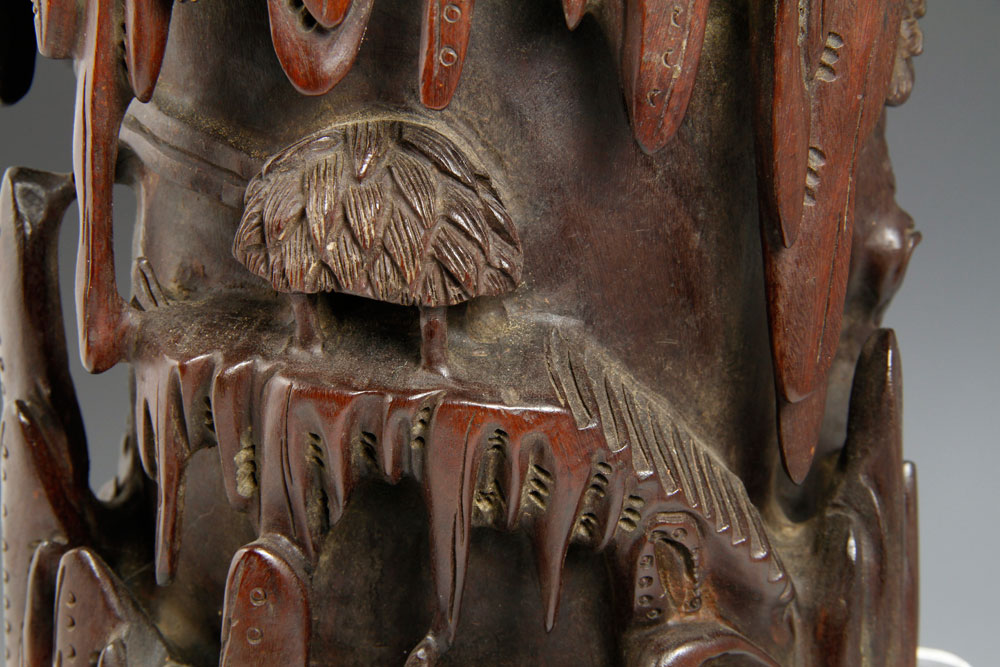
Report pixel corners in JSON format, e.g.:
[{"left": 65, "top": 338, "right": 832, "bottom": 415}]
[{"left": 0, "top": 0, "right": 922, "bottom": 665}]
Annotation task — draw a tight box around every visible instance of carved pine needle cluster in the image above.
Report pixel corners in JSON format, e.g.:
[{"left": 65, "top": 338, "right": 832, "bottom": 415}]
[{"left": 233, "top": 121, "right": 522, "bottom": 307}]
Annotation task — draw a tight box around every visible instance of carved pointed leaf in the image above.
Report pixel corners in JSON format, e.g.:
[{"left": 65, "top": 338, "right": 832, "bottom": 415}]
[
  {"left": 383, "top": 207, "right": 425, "bottom": 286},
  {"left": 446, "top": 190, "right": 491, "bottom": 250},
  {"left": 280, "top": 222, "right": 332, "bottom": 293},
  {"left": 263, "top": 174, "right": 305, "bottom": 245},
  {"left": 370, "top": 252, "right": 407, "bottom": 303},
  {"left": 304, "top": 156, "right": 341, "bottom": 250},
  {"left": 420, "top": 263, "right": 466, "bottom": 307},
  {"left": 343, "top": 181, "right": 384, "bottom": 249},
  {"left": 432, "top": 225, "right": 478, "bottom": 295},
  {"left": 348, "top": 121, "right": 389, "bottom": 180},
  {"left": 325, "top": 231, "right": 364, "bottom": 290},
  {"left": 389, "top": 154, "right": 436, "bottom": 226},
  {"left": 480, "top": 184, "right": 520, "bottom": 247},
  {"left": 400, "top": 124, "right": 476, "bottom": 187}
]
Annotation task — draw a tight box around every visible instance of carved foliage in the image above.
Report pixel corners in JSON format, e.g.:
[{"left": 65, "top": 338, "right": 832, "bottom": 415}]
[{"left": 233, "top": 121, "right": 522, "bottom": 308}]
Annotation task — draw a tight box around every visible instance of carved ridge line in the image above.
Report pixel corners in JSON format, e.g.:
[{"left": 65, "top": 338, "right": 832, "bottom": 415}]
[{"left": 545, "top": 329, "right": 787, "bottom": 581}]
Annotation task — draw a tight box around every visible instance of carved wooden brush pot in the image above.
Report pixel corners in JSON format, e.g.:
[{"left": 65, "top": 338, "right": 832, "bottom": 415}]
[{"left": 0, "top": 0, "right": 924, "bottom": 664}]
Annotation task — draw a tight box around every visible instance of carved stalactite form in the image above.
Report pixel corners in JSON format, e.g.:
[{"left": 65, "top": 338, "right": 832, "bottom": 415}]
[
  {"left": 562, "top": 0, "right": 589, "bottom": 30},
  {"left": 622, "top": 0, "right": 711, "bottom": 153},
  {"left": 123, "top": 0, "right": 173, "bottom": 102},
  {"left": 133, "top": 353, "right": 217, "bottom": 585},
  {"left": 751, "top": 0, "right": 907, "bottom": 483},
  {"left": 419, "top": 0, "right": 476, "bottom": 110},
  {"left": 120, "top": 304, "right": 794, "bottom": 664},
  {"left": 266, "top": 0, "right": 375, "bottom": 95}
]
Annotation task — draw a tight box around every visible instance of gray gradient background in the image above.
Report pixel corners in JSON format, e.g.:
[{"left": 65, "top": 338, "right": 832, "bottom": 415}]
[{"left": 0, "top": 2, "right": 996, "bottom": 663}]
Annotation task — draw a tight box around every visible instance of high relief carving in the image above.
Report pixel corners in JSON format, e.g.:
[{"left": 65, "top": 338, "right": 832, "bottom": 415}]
[{"left": 1, "top": 0, "right": 922, "bottom": 665}]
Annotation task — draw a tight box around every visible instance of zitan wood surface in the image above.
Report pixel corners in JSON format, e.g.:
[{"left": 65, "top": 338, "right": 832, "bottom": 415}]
[{"left": 0, "top": 0, "right": 923, "bottom": 664}]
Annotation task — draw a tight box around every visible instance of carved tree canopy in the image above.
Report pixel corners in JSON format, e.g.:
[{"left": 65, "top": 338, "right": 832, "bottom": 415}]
[{"left": 233, "top": 120, "right": 523, "bottom": 307}]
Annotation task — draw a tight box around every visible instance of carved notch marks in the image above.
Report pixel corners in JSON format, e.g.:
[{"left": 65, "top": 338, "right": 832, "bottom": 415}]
[{"left": 751, "top": 0, "right": 908, "bottom": 482}]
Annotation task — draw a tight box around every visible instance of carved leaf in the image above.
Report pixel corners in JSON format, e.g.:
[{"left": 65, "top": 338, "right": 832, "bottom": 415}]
[
  {"left": 389, "top": 154, "right": 436, "bottom": 226},
  {"left": 383, "top": 208, "right": 424, "bottom": 285},
  {"left": 325, "top": 231, "right": 364, "bottom": 290},
  {"left": 343, "top": 181, "right": 384, "bottom": 249},
  {"left": 400, "top": 124, "right": 476, "bottom": 187},
  {"left": 347, "top": 121, "right": 389, "bottom": 179},
  {"left": 304, "top": 156, "right": 341, "bottom": 250},
  {"left": 263, "top": 173, "right": 305, "bottom": 245},
  {"left": 233, "top": 120, "right": 523, "bottom": 305},
  {"left": 432, "top": 226, "right": 478, "bottom": 295}
]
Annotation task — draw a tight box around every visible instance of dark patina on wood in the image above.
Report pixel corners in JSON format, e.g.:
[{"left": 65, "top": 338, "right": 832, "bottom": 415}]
[{"left": 1, "top": 0, "right": 923, "bottom": 664}]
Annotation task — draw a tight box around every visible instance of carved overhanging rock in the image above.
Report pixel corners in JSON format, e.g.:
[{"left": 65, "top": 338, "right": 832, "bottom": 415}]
[{"left": 121, "top": 291, "right": 795, "bottom": 664}]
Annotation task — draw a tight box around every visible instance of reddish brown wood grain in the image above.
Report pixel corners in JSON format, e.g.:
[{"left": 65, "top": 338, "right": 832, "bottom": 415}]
[
  {"left": 562, "top": 0, "right": 588, "bottom": 30},
  {"left": 622, "top": 0, "right": 710, "bottom": 153},
  {"left": 74, "top": 0, "right": 136, "bottom": 374},
  {"left": 303, "top": 0, "right": 351, "bottom": 29},
  {"left": 123, "top": 0, "right": 173, "bottom": 103},
  {"left": 751, "top": 0, "right": 810, "bottom": 249},
  {"left": 267, "top": 0, "right": 374, "bottom": 95},
  {"left": 420, "top": 0, "right": 475, "bottom": 110},
  {"left": 754, "top": 0, "right": 905, "bottom": 482}
]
